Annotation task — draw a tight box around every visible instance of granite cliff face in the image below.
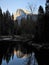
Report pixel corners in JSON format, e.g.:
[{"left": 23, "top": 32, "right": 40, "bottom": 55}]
[
  {"left": 14, "top": 9, "right": 31, "bottom": 20},
  {"left": 13, "top": 9, "right": 37, "bottom": 25}
]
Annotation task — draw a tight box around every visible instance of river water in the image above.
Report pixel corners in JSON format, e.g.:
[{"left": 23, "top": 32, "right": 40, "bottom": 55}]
[{"left": 0, "top": 42, "right": 38, "bottom": 65}]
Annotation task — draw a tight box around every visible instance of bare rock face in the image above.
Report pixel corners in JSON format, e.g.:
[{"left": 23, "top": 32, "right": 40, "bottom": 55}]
[
  {"left": 13, "top": 9, "right": 31, "bottom": 25},
  {"left": 14, "top": 9, "right": 31, "bottom": 20}
]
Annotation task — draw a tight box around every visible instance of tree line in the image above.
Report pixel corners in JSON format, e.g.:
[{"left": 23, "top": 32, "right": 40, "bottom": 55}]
[
  {"left": 0, "top": 8, "right": 18, "bottom": 35},
  {"left": 0, "top": 7, "right": 36, "bottom": 36},
  {"left": 0, "top": 3, "right": 49, "bottom": 42},
  {"left": 35, "top": 5, "right": 49, "bottom": 43}
]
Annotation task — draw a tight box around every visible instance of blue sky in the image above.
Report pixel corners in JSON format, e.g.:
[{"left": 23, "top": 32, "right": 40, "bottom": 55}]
[{"left": 0, "top": 0, "right": 46, "bottom": 14}]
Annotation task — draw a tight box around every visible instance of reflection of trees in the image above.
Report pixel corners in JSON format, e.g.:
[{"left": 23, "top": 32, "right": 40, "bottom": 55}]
[
  {"left": 0, "top": 42, "right": 48, "bottom": 65},
  {"left": 0, "top": 43, "right": 14, "bottom": 65},
  {"left": 0, "top": 42, "right": 38, "bottom": 65},
  {"left": 26, "top": 53, "right": 36, "bottom": 65},
  {"left": 26, "top": 54, "right": 32, "bottom": 65},
  {"left": 3, "top": 46, "right": 14, "bottom": 63},
  {"left": 14, "top": 43, "right": 38, "bottom": 65},
  {"left": 0, "top": 52, "right": 3, "bottom": 65},
  {"left": 0, "top": 43, "right": 19, "bottom": 65}
]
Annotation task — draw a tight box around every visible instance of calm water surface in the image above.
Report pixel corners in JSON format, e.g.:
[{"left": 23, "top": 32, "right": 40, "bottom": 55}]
[{"left": 0, "top": 43, "right": 38, "bottom": 65}]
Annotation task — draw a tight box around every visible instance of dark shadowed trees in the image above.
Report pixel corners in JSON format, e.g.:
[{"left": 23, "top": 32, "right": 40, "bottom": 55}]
[
  {"left": 44, "top": 0, "right": 49, "bottom": 42},
  {"left": 38, "top": 6, "right": 44, "bottom": 15},
  {"left": 14, "top": 20, "right": 18, "bottom": 35},
  {"left": 0, "top": 8, "right": 3, "bottom": 35},
  {"left": 34, "top": 5, "right": 45, "bottom": 42}
]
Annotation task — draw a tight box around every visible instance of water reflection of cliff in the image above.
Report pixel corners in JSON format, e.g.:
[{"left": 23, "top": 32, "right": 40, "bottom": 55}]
[{"left": 0, "top": 42, "right": 38, "bottom": 65}]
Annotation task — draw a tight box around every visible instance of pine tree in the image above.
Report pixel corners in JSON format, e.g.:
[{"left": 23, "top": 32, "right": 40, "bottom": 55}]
[
  {"left": 35, "top": 5, "right": 44, "bottom": 42},
  {"left": 0, "top": 8, "right": 3, "bottom": 35}
]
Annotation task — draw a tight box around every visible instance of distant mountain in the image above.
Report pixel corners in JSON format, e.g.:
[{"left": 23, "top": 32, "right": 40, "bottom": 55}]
[
  {"left": 13, "top": 9, "right": 38, "bottom": 25},
  {"left": 14, "top": 9, "right": 31, "bottom": 20}
]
